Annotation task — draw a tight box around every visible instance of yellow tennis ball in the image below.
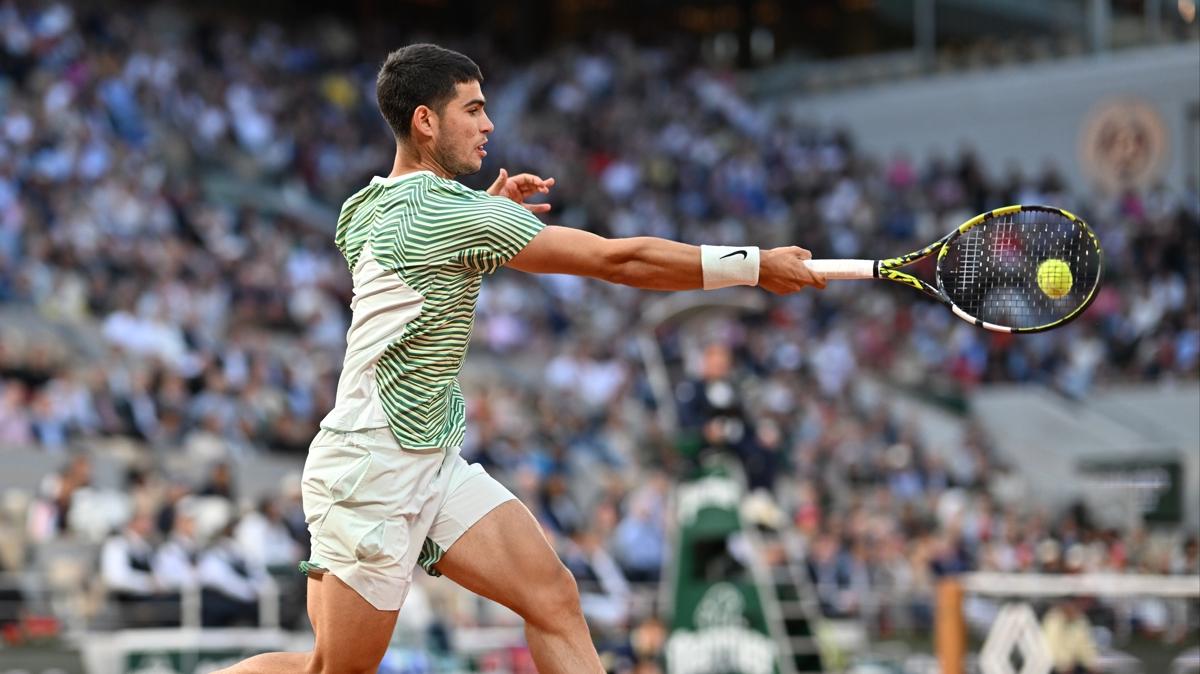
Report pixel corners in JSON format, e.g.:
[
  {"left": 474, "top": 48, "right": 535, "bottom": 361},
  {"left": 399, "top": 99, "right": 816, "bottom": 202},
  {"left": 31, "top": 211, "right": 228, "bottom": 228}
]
[{"left": 1037, "top": 259, "right": 1073, "bottom": 299}]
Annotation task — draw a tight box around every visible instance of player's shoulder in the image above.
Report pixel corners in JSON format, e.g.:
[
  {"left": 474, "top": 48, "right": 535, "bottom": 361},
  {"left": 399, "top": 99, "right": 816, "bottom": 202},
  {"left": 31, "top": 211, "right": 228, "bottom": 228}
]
[
  {"left": 425, "top": 174, "right": 490, "bottom": 202},
  {"left": 340, "top": 181, "right": 380, "bottom": 209},
  {"left": 425, "top": 175, "right": 530, "bottom": 218},
  {"left": 336, "top": 181, "right": 384, "bottom": 225}
]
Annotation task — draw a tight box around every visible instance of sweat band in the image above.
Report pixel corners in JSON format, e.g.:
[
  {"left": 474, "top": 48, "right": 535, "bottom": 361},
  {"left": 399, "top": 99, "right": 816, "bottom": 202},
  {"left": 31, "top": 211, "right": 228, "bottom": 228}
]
[{"left": 700, "top": 245, "right": 760, "bottom": 290}]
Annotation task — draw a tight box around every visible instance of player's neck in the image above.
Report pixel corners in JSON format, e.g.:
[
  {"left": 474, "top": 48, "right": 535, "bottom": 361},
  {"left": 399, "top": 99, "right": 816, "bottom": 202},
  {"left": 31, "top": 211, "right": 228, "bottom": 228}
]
[{"left": 389, "top": 146, "right": 452, "bottom": 180}]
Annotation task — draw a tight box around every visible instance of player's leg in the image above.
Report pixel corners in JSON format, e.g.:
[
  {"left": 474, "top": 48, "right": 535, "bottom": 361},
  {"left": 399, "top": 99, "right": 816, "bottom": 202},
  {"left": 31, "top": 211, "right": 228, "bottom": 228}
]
[
  {"left": 432, "top": 499, "right": 602, "bottom": 674},
  {"left": 216, "top": 568, "right": 398, "bottom": 666},
  {"left": 222, "top": 428, "right": 441, "bottom": 674},
  {"left": 218, "top": 571, "right": 398, "bottom": 674}
]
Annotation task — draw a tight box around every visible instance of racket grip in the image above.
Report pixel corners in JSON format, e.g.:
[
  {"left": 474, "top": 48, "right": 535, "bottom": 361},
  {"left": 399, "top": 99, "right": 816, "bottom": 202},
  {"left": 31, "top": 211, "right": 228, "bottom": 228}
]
[{"left": 803, "top": 259, "right": 876, "bottom": 280}]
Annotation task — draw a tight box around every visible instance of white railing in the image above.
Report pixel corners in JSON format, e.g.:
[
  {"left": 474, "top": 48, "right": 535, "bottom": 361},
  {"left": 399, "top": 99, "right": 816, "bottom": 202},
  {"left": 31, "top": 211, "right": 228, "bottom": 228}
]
[{"left": 961, "top": 572, "right": 1200, "bottom": 598}]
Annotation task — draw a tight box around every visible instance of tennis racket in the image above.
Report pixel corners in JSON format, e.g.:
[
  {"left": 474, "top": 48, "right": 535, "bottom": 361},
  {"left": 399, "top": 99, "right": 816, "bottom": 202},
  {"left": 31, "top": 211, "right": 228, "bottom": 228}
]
[{"left": 803, "top": 204, "right": 1103, "bottom": 333}]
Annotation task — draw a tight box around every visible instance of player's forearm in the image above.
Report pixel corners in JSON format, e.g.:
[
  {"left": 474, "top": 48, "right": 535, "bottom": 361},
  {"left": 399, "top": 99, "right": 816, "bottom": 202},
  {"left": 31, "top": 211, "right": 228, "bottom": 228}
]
[
  {"left": 604, "top": 237, "right": 703, "bottom": 291},
  {"left": 508, "top": 226, "right": 821, "bottom": 293}
]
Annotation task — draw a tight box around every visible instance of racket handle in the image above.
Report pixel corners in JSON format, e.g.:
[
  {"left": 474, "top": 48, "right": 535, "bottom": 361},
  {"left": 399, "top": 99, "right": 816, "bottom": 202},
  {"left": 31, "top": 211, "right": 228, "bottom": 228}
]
[{"left": 803, "top": 259, "right": 876, "bottom": 280}]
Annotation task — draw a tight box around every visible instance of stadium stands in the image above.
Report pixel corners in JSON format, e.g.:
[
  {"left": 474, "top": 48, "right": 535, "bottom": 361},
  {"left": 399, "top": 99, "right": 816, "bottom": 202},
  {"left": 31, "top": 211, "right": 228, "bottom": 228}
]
[{"left": 0, "top": 1, "right": 1196, "bottom": 672}]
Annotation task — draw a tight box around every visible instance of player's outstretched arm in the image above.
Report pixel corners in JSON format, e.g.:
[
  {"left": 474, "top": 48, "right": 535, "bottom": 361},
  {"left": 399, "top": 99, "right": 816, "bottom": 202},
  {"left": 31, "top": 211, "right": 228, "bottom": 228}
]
[{"left": 505, "top": 226, "right": 826, "bottom": 293}]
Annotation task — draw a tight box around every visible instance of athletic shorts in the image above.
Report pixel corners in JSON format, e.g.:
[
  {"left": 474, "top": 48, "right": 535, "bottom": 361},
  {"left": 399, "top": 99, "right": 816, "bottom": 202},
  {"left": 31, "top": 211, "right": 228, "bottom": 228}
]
[{"left": 298, "top": 427, "right": 515, "bottom": 611}]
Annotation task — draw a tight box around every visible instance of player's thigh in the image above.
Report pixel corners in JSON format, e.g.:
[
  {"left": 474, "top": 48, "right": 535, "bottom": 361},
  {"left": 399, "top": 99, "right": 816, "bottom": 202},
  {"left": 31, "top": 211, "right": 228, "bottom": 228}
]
[
  {"left": 432, "top": 499, "right": 576, "bottom": 617},
  {"left": 306, "top": 572, "right": 398, "bottom": 673}
]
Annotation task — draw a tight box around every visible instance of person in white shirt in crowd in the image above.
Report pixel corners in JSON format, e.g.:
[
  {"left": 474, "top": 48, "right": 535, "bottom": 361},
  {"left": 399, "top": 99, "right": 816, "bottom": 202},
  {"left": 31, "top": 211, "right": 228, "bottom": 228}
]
[
  {"left": 101, "top": 511, "right": 178, "bottom": 627},
  {"left": 234, "top": 496, "right": 301, "bottom": 572},
  {"left": 197, "top": 519, "right": 272, "bottom": 627},
  {"left": 154, "top": 508, "right": 200, "bottom": 594}
]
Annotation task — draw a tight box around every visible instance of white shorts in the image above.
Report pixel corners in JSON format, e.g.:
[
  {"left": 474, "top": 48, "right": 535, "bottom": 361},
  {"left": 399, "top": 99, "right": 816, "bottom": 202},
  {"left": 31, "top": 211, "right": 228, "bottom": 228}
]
[{"left": 299, "top": 427, "right": 515, "bottom": 611}]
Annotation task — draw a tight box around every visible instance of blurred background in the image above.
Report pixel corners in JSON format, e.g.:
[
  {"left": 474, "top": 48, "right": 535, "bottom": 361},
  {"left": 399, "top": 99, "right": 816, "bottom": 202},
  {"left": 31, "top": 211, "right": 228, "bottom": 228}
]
[{"left": 0, "top": 1, "right": 1197, "bottom": 673}]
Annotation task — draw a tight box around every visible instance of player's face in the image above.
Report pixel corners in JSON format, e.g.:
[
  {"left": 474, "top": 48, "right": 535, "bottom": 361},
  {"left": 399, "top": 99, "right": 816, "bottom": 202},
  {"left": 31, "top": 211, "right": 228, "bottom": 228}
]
[{"left": 432, "top": 80, "right": 493, "bottom": 177}]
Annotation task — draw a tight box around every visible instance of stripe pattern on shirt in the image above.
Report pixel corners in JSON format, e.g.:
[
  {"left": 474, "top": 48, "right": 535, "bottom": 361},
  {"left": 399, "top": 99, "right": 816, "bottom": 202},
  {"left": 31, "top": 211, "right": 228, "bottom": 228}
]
[{"left": 330, "top": 171, "right": 543, "bottom": 450}]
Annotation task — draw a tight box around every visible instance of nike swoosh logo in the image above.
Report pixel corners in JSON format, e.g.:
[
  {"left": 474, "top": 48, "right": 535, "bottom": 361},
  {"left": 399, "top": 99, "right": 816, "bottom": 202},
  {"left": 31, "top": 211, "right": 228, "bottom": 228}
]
[{"left": 720, "top": 250, "right": 748, "bottom": 260}]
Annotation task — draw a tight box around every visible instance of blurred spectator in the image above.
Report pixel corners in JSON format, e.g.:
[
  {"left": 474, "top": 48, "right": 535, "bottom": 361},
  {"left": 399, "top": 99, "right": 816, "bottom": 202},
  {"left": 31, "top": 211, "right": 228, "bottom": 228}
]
[
  {"left": 612, "top": 493, "right": 665, "bottom": 583},
  {"left": 155, "top": 480, "right": 193, "bottom": 537},
  {"left": 562, "top": 528, "right": 631, "bottom": 630},
  {"left": 808, "top": 534, "right": 854, "bottom": 617},
  {"left": 235, "top": 496, "right": 301, "bottom": 571},
  {"left": 539, "top": 472, "right": 585, "bottom": 537},
  {"left": 25, "top": 453, "right": 91, "bottom": 542},
  {"left": 153, "top": 508, "right": 199, "bottom": 594},
  {"left": 101, "top": 511, "right": 178, "bottom": 627},
  {"left": 0, "top": 381, "right": 33, "bottom": 446},
  {"left": 629, "top": 615, "right": 668, "bottom": 671},
  {"left": 197, "top": 520, "right": 268, "bottom": 627},
  {"left": 0, "top": 550, "right": 21, "bottom": 630},
  {"left": 1043, "top": 598, "right": 1100, "bottom": 674},
  {"left": 198, "top": 461, "right": 234, "bottom": 501}
]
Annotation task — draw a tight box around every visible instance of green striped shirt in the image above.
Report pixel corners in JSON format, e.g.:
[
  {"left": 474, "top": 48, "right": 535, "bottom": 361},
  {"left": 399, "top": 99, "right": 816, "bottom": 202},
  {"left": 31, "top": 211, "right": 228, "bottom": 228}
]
[{"left": 320, "top": 170, "right": 544, "bottom": 450}]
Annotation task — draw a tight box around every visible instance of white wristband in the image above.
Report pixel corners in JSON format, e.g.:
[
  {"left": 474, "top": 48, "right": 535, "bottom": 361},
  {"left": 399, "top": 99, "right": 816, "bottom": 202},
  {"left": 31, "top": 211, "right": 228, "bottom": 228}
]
[{"left": 700, "top": 245, "right": 760, "bottom": 290}]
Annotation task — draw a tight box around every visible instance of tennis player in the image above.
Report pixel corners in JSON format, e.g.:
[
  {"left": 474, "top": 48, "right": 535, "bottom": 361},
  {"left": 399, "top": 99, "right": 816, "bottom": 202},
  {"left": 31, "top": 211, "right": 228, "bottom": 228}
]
[{"left": 220, "top": 43, "right": 825, "bottom": 674}]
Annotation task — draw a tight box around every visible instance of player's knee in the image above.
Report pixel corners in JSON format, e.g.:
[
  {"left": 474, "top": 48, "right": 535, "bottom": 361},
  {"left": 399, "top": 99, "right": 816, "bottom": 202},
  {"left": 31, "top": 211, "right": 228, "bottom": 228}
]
[{"left": 521, "top": 563, "right": 584, "bottom": 630}]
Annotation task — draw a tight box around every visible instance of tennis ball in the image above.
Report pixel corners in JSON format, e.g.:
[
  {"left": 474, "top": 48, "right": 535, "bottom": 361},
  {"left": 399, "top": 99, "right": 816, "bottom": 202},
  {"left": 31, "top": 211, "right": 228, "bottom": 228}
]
[{"left": 1037, "top": 259, "right": 1073, "bottom": 299}]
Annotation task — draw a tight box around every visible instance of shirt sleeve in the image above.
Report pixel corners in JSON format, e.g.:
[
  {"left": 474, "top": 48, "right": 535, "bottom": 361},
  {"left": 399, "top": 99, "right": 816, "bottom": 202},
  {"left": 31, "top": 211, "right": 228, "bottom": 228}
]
[{"left": 443, "top": 187, "right": 545, "bottom": 274}]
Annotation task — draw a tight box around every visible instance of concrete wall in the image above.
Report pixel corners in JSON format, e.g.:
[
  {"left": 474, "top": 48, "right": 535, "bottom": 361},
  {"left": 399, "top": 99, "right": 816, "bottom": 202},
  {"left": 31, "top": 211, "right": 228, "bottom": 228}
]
[
  {"left": 784, "top": 43, "right": 1200, "bottom": 193},
  {"left": 972, "top": 382, "right": 1200, "bottom": 529}
]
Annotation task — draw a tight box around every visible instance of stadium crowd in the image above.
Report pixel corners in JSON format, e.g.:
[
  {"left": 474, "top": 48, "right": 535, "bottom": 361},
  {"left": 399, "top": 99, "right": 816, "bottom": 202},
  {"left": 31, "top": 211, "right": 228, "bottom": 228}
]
[{"left": 0, "top": 1, "right": 1197, "bottom": 670}]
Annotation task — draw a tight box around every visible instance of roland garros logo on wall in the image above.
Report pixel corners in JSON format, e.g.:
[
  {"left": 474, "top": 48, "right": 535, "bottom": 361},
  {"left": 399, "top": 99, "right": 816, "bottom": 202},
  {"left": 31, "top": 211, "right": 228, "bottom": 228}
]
[{"left": 1079, "top": 97, "right": 1169, "bottom": 194}]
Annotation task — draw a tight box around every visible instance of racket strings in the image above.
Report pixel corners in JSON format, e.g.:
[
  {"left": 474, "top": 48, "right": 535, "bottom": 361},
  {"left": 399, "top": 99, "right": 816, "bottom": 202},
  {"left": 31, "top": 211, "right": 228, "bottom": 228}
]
[
  {"left": 955, "top": 232, "right": 983, "bottom": 297},
  {"left": 939, "top": 209, "right": 1101, "bottom": 330}
]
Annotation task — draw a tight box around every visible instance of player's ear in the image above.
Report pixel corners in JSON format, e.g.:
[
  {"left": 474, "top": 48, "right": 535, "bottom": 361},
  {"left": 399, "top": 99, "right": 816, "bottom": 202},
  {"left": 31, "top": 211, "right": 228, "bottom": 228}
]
[{"left": 410, "top": 105, "right": 436, "bottom": 140}]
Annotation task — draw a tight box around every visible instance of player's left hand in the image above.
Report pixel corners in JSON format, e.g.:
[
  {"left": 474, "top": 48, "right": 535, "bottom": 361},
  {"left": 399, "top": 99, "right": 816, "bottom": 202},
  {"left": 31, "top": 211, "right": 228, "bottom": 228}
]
[{"left": 487, "top": 168, "right": 555, "bottom": 214}]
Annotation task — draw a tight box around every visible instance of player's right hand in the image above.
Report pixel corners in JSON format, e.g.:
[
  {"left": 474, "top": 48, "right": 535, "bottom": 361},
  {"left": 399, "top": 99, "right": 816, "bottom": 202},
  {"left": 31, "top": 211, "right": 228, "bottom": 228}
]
[{"left": 759, "top": 246, "right": 827, "bottom": 293}]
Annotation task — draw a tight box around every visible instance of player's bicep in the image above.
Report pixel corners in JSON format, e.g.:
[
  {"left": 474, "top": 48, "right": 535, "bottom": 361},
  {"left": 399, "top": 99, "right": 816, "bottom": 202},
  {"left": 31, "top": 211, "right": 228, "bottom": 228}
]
[
  {"left": 504, "top": 226, "right": 619, "bottom": 280},
  {"left": 451, "top": 195, "right": 545, "bottom": 273}
]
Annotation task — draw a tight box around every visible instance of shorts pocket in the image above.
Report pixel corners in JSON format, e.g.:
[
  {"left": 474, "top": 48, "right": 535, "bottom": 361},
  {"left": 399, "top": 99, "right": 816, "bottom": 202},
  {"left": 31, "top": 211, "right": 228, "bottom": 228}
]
[{"left": 313, "top": 504, "right": 407, "bottom": 567}]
